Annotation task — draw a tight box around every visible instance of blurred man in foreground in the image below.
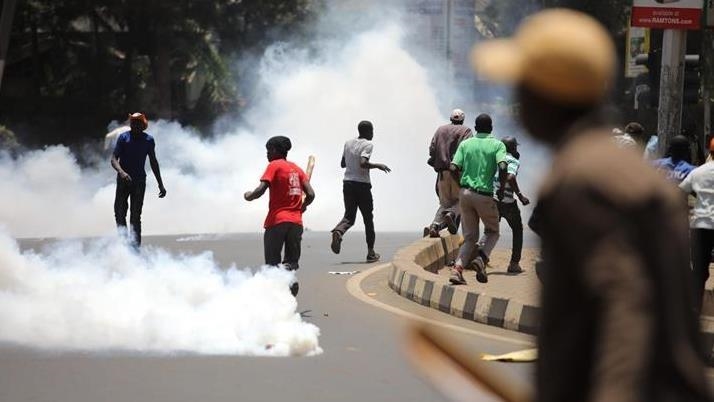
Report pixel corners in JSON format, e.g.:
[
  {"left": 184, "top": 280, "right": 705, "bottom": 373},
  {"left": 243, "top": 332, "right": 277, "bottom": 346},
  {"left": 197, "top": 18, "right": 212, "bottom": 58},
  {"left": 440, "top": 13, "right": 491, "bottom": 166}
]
[
  {"left": 425, "top": 108, "right": 472, "bottom": 237},
  {"left": 111, "top": 113, "right": 166, "bottom": 247},
  {"left": 473, "top": 9, "right": 711, "bottom": 402}
]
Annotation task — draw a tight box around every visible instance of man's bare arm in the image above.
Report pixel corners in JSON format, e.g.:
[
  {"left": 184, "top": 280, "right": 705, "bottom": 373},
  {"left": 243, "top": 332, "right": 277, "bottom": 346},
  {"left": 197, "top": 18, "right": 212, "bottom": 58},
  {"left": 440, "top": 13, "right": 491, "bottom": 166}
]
[
  {"left": 507, "top": 174, "right": 530, "bottom": 205},
  {"left": 360, "top": 156, "right": 391, "bottom": 173},
  {"left": 302, "top": 181, "right": 315, "bottom": 211},
  {"left": 148, "top": 152, "right": 166, "bottom": 198},
  {"left": 496, "top": 161, "right": 508, "bottom": 200},
  {"left": 244, "top": 181, "right": 269, "bottom": 201},
  {"left": 111, "top": 155, "right": 132, "bottom": 182}
]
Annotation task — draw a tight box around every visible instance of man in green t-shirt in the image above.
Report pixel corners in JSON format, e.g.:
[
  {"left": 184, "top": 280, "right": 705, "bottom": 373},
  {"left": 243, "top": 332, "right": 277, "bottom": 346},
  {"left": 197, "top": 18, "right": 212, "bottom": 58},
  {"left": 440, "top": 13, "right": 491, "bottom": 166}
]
[{"left": 449, "top": 114, "right": 507, "bottom": 285}]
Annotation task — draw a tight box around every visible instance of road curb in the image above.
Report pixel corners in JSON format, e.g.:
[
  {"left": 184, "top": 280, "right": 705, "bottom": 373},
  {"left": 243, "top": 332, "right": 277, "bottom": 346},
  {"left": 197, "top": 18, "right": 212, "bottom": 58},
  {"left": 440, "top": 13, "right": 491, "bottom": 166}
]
[
  {"left": 388, "top": 235, "right": 714, "bottom": 363},
  {"left": 387, "top": 235, "right": 540, "bottom": 336}
]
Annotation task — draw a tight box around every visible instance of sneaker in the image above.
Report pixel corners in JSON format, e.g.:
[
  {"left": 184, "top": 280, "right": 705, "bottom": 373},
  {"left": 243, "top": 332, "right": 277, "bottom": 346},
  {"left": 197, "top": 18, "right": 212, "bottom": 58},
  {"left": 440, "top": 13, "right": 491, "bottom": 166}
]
[
  {"left": 471, "top": 257, "right": 488, "bottom": 283},
  {"left": 366, "top": 251, "right": 380, "bottom": 263},
  {"left": 507, "top": 262, "right": 523, "bottom": 274},
  {"left": 449, "top": 266, "right": 466, "bottom": 285},
  {"left": 444, "top": 213, "right": 458, "bottom": 235},
  {"left": 330, "top": 231, "right": 342, "bottom": 254},
  {"left": 479, "top": 250, "right": 490, "bottom": 266}
]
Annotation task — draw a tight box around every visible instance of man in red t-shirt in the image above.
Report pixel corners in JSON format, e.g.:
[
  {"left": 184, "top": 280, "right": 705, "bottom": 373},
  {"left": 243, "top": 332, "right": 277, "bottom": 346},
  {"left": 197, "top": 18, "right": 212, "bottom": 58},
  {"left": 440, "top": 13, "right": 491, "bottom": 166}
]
[{"left": 244, "top": 136, "right": 315, "bottom": 296}]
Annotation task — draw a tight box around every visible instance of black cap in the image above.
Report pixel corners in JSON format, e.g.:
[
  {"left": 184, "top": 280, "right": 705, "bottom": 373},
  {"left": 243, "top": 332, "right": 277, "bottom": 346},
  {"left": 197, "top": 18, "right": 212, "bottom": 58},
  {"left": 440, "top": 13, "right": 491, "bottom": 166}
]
[
  {"left": 501, "top": 136, "right": 520, "bottom": 147},
  {"left": 266, "top": 136, "right": 292, "bottom": 155}
]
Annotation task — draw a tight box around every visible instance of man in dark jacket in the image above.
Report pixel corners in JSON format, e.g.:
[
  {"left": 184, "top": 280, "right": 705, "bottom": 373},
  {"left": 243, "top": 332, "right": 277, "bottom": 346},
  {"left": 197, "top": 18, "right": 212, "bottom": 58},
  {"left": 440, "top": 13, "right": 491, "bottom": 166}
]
[
  {"left": 472, "top": 8, "right": 711, "bottom": 402},
  {"left": 425, "top": 109, "right": 472, "bottom": 237}
]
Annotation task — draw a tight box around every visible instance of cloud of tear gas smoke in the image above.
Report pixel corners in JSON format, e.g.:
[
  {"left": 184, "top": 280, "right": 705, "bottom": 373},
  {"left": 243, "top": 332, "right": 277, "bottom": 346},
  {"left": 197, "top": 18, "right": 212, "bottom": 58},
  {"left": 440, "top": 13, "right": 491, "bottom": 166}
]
[
  {"left": 0, "top": 6, "right": 548, "bottom": 239},
  {"left": 0, "top": 229, "right": 321, "bottom": 356}
]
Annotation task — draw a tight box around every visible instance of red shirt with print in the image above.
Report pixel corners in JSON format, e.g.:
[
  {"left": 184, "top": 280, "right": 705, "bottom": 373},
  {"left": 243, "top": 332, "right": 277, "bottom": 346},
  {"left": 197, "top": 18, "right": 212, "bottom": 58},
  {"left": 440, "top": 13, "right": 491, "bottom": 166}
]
[{"left": 261, "top": 159, "right": 308, "bottom": 228}]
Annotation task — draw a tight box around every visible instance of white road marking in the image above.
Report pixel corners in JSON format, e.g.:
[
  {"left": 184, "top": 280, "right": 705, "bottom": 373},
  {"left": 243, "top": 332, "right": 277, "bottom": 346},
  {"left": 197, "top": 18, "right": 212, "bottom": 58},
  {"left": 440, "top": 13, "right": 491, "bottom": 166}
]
[{"left": 346, "top": 263, "right": 535, "bottom": 347}]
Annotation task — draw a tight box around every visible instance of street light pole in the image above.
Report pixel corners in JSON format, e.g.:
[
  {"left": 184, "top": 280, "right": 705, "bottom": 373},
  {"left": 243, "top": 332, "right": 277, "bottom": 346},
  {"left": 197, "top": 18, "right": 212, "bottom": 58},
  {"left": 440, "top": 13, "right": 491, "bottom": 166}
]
[{"left": 657, "top": 29, "right": 687, "bottom": 156}]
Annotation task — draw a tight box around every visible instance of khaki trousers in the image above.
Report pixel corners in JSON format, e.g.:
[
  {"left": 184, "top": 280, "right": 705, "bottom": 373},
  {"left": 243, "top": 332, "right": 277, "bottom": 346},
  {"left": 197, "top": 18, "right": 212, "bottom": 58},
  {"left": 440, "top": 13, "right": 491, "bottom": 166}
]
[
  {"left": 455, "top": 189, "right": 500, "bottom": 267},
  {"left": 431, "top": 171, "right": 461, "bottom": 227}
]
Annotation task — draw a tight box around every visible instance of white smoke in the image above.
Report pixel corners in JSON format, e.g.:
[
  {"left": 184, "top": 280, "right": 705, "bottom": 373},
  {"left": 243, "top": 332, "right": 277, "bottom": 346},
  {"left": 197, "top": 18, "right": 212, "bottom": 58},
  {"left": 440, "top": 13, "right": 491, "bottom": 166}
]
[
  {"left": 0, "top": 11, "right": 549, "bottom": 240},
  {"left": 0, "top": 229, "right": 321, "bottom": 356},
  {"left": 0, "top": 24, "right": 448, "bottom": 238}
]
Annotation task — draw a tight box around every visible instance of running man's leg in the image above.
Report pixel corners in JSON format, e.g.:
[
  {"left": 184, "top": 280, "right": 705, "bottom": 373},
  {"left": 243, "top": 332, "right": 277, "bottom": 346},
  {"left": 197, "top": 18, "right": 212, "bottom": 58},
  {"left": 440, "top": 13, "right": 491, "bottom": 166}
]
[
  {"left": 128, "top": 179, "right": 146, "bottom": 246},
  {"left": 692, "top": 229, "right": 714, "bottom": 314},
  {"left": 114, "top": 177, "right": 130, "bottom": 232},
  {"left": 283, "top": 223, "right": 303, "bottom": 296},
  {"left": 455, "top": 189, "right": 479, "bottom": 267},
  {"left": 475, "top": 194, "right": 500, "bottom": 258},
  {"left": 264, "top": 223, "right": 288, "bottom": 266},
  {"left": 357, "top": 183, "right": 375, "bottom": 250},
  {"left": 498, "top": 201, "right": 523, "bottom": 264},
  {"left": 332, "top": 181, "right": 360, "bottom": 236},
  {"left": 283, "top": 223, "right": 304, "bottom": 271}
]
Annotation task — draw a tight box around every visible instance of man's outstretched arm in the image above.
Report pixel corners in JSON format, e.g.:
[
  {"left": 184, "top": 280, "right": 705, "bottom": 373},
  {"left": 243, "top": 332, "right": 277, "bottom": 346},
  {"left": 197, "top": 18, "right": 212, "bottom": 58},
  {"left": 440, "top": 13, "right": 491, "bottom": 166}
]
[
  {"left": 244, "top": 181, "right": 269, "bottom": 201},
  {"left": 360, "top": 157, "right": 391, "bottom": 173}
]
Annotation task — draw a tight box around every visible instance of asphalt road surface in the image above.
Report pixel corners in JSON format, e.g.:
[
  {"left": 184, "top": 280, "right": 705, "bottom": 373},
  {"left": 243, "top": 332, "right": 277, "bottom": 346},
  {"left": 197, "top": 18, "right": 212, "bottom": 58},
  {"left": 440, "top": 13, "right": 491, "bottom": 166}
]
[{"left": 2, "top": 232, "right": 536, "bottom": 402}]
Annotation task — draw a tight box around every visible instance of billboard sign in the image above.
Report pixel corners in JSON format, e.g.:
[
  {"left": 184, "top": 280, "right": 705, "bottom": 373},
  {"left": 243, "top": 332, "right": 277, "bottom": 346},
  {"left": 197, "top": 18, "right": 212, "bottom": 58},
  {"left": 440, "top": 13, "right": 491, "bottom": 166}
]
[
  {"left": 631, "top": 0, "right": 703, "bottom": 29},
  {"left": 625, "top": 25, "right": 650, "bottom": 77}
]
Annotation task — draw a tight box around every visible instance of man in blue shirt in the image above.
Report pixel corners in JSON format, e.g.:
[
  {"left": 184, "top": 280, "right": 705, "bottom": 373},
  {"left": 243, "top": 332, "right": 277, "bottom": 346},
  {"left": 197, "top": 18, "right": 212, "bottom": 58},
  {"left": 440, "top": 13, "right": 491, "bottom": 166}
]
[
  {"left": 111, "top": 113, "right": 166, "bottom": 247},
  {"left": 652, "top": 135, "right": 695, "bottom": 185}
]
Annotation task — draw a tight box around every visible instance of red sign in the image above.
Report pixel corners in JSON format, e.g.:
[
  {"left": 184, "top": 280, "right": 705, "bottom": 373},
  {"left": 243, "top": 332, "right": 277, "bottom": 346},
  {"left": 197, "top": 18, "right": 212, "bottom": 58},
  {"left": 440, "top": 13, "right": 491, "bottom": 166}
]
[{"left": 631, "top": 0, "right": 703, "bottom": 29}]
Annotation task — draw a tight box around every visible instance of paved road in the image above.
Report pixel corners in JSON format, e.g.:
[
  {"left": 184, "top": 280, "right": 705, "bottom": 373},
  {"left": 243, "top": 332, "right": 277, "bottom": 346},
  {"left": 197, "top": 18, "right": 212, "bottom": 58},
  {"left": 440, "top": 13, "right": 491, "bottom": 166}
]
[{"left": 2, "top": 232, "right": 535, "bottom": 402}]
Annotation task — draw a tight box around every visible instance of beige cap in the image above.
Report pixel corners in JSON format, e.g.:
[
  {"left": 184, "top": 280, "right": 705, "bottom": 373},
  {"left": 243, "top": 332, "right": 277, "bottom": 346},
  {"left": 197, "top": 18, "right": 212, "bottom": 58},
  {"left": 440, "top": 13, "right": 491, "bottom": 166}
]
[
  {"left": 450, "top": 108, "right": 465, "bottom": 122},
  {"left": 471, "top": 9, "right": 616, "bottom": 105}
]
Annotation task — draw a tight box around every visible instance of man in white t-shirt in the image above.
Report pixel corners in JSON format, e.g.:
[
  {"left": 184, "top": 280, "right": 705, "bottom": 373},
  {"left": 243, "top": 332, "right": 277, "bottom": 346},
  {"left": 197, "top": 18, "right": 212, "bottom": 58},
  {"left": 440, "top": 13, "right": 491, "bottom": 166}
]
[
  {"left": 679, "top": 140, "right": 714, "bottom": 314},
  {"left": 330, "top": 120, "right": 391, "bottom": 262}
]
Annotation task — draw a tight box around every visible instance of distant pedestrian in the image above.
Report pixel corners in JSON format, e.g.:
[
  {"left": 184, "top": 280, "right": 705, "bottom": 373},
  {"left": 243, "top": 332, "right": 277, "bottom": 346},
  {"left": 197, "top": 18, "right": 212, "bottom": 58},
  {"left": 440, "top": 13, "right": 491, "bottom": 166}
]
[
  {"left": 330, "top": 120, "right": 390, "bottom": 263},
  {"left": 612, "top": 127, "right": 636, "bottom": 149},
  {"left": 425, "top": 108, "right": 472, "bottom": 238},
  {"left": 111, "top": 113, "right": 166, "bottom": 247},
  {"left": 625, "top": 122, "right": 649, "bottom": 151},
  {"left": 493, "top": 136, "right": 530, "bottom": 273},
  {"left": 653, "top": 135, "right": 696, "bottom": 184},
  {"left": 472, "top": 9, "right": 711, "bottom": 402},
  {"left": 613, "top": 122, "right": 648, "bottom": 152},
  {"left": 244, "top": 136, "right": 315, "bottom": 297},
  {"left": 679, "top": 140, "right": 714, "bottom": 315},
  {"left": 448, "top": 113, "right": 507, "bottom": 285}
]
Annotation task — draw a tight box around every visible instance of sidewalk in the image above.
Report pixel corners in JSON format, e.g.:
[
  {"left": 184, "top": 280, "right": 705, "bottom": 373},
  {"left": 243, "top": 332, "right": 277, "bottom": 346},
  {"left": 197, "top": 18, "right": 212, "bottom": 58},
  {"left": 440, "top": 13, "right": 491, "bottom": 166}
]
[
  {"left": 388, "top": 235, "right": 714, "bottom": 362},
  {"left": 437, "top": 248, "right": 541, "bottom": 309}
]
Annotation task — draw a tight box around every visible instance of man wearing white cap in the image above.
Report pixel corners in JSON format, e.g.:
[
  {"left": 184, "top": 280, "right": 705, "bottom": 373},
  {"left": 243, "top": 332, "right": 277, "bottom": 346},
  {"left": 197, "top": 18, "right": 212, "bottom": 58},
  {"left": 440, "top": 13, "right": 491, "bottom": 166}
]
[
  {"left": 425, "top": 108, "right": 472, "bottom": 237},
  {"left": 472, "top": 8, "right": 711, "bottom": 402}
]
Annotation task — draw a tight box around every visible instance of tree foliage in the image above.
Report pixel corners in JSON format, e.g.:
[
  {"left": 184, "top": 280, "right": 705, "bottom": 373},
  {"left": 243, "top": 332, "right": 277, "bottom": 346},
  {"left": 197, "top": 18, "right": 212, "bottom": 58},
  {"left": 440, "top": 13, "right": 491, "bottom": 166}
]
[{"left": 2, "top": 0, "right": 321, "bottom": 143}]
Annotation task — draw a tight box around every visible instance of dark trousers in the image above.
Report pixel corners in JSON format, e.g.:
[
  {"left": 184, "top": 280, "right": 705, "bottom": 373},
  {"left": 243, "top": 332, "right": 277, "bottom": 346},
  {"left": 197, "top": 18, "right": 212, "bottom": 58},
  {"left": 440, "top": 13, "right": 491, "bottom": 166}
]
[
  {"left": 114, "top": 177, "right": 146, "bottom": 246},
  {"left": 497, "top": 201, "right": 523, "bottom": 264},
  {"left": 332, "top": 181, "right": 375, "bottom": 249},
  {"left": 264, "top": 222, "right": 304, "bottom": 271},
  {"left": 691, "top": 228, "right": 714, "bottom": 313}
]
